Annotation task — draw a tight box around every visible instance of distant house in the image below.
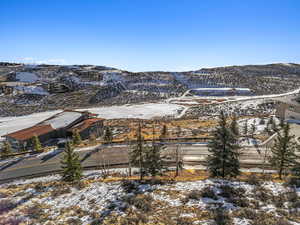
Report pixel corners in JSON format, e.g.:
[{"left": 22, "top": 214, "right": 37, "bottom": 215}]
[
  {"left": 276, "top": 96, "right": 300, "bottom": 123},
  {"left": 4, "top": 110, "right": 103, "bottom": 150},
  {"left": 67, "top": 118, "right": 104, "bottom": 140}
]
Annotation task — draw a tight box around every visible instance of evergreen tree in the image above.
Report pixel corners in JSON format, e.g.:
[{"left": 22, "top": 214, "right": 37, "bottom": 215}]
[
  {"left": 72, "top": 129, "right": 82, "bottom": 146},
  {"left": 104, "top": 127, "right": 113, "bottom": 144},
  {"left": 61, "top": 141, "right": 82, "bottom": 182},
  {"left": 269, "top": 123, "right": 298, "bottom": 179},
  {"left": 160, "top": 124, "right": 168, "bottom": 140},
  {"left": 176, "top": 126, "right": 182, "bottom": 138},
  {"left": 207, "top": 111, "right": 241, "bottom": 178},
  {"left": 230, "top": 114, "right": 239, "bottom": 136},
  {"left": 32, "top": 135, "right": 42, "bottom": 152},
  {"left": 267, "top": 116, "right": 278, "bottom": 133},
  {"left": 243, "top": 120, "right": 248, "bottom": 136},
  {"left": 144, "top": 126, "right": 164, "bottom": 177},
  {"left": 250, "top": 121, "right": 256, "bottom": 138},
  {"left": 259, "top": 117, "right": 265, "bottom": 125},
  {"left": 291, "top": 162, "right": 300, "bottom": 182},
  {"left": 1, "top": 141, "right": 12, "bottom": 158},
  {"left": 129, "top": 123, "right": 146, "bottom": 180}
]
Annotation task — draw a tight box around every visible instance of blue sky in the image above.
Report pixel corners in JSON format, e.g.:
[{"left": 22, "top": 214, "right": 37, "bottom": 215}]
[{"left": 0, "top": 0, "right": 299, "bottom": 71}]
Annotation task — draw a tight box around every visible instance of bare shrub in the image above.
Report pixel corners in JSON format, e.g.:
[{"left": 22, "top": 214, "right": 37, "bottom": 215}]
[
  {"left": 246, "top": 173, "right": 261, "bottom": 185},
  {"left": 0, "top": 216, "right": 24, "bottom": 225},
  {"left": 121, "top": 180, "right": 138, "bottom": 193},
  {"left": 50, "top": 185, "right": 71, "bottom": 197},
  {"left": 252, "top": 212, "right": 292, "bottom": 225},
  {"left": 200, "top": 187, "right": 218, "bottom": 200},
  {"left": 253, "top": 186, "right": 273, "bottom": 203},
  {"left": 0, "top": 199, "right": 16, "bottom": 215},
  {"left": 213, "top": 208, "right": 233, "bottom": 225}
]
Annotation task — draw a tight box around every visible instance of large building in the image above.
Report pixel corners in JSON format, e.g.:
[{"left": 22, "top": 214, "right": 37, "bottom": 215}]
[
  {"left": 276, "top": 96, "right": 300, "bottom": 123},
  {"left": 4, "top": 110, "right": 104, "bottom": 150}
]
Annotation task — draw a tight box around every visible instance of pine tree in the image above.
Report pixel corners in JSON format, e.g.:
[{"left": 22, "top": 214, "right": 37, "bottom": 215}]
[
  {"left": 144, "top": 125, "right": 164, "bottom": 177},
  {"left": 160, "top": 124, "right": 168, "bottom": 140},
  {"left": 207, "top": 111, "right": 241, "bottom": 178},
  {"left": 61, "top": 141, "right": 82, "bottom": 182},
  {"left": 250, "top": 122, "right": 256, "bottom": 138},
  {"left": 104, "top": 127, "right": 113, "bottom": 144},
  {"left": 243, "top": 120, "right": 248, "bottom": 136},
  {"left": 72, "top": 129, "right": 82, "bottom": 146},
  {"left": 259, "top": 117, "right": 265, "bottom": 125},
  {"left": 32, "top": 135, "right": 42, "bottom": 152},
  {"left": 176, "top": 126, "right": 182, "bottom": 138},
  {"left": 129, "top": 123, "right": 146, "bottom": 180},
  {"left": 1, "top": 141, "right": 12, "bottom": 158},
  {"left": 230, "top": 114, "right": 239, "bottom": 136},
  {"left": 269, "top": 123, "right": 298, "bottom": 180}
]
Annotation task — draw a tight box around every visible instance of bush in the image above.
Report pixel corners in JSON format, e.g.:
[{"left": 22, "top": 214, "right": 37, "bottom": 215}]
[
  {"left": 121, "top": 180, "right": 138, "bottom": 193},
  {"left": 285, "top": 177, "right": 300, "bottom": 188},
  {"left": 252, "top": 213, "right": 292, "bottom": 225},
  {"left": 234, "top": 208, "right": 258, "bottom": 220},
  {"left": 219, "top": 185, "right": 249, "bottom": 207},
  {"left": 200, "top": 187, "right": 218, "bottom": 200},
  {"left": 253, "top": 186, "right": 273, "bottom": 203},
  {"left": 213, "top": 208, "right": 233, "bottom": 225},
  {"left": 122, "top": 194, "right": 153, "bottom": 213},
  {"left": 0, "top": 199, "right": 16, "bottom": 215},
  {"left": 246, "top": 173, "right": 261, "bottom": 185},
  {"left": 186, "top": 190, "right": 202, "bottom": 200},
  {"left": 50, "top": 186, "right": 71, "bottom": 197}
]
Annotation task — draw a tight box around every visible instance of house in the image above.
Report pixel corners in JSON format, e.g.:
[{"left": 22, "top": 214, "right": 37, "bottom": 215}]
[
  {"left": 4, "top": 110, "right": 103, "bottom": 150},
  {"left": 276, "top": 96, "right": 300, "bottom": 123},
  {"left": 67, "top": 118, "right": 105, "bottom": 139}
]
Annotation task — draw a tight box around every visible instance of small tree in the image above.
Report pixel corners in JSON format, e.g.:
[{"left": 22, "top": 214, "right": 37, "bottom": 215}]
[
  {"left": 129, "top": 123, "right": 146, "bottom": 180},
  {"left": 72, "top": 129, "right": 82, "bottom": 146},
  {"left": 32, "top": 135, "right": 42, "bottom": 152},
  {"left": 144, "top": 126, "right": 164, "bottom": 177},
  {"left": 104, "top": 127, "right": 113, "bottom": 144},
  {"left": 269, "top": 123, "right": 299, "bottom": 179},
  {"left": 160, "top": 124, "right": 168, "bottom": 140},
  {"left": 1, "top": 141, "right": 12, "bottom": 158},
  {"left": 230, "top": 114, "right": 239, "bottom": 136},
  {"left": 259, "top": 117, "right": 265, "bottom": 125},
  {"left": 207, "top": 111, "right": 241, "bottom": 178},
  {"left": 61, "top": 141, "right": 82, "bottom": 182},
  {"left": 176, "top": 126, "right": 182, "bottom": 138},
  {"left": 250, "top": 122, "right": 256, "bottom": 138},
  {"left": 243, "top": 120, "right": 248, "bottom": 136}
]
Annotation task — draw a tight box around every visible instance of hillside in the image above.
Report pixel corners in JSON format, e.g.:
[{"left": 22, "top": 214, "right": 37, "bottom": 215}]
[{"left": 0, "top": 62, "right": 299, "bottom": 117}]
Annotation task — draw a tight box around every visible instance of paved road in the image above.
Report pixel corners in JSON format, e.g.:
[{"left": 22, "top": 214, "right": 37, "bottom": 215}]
[{"left": 0, "top": 143, "right": 275, "bottom": 183}]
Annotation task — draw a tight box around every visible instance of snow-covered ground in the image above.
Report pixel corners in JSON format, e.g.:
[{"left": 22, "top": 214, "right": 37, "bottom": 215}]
[
  {"left": 14, "top": 85, "right": 49, "bottom": 95},
  {"left": 15, "top": 72, "right": 39, "bottom": 83},
  {"left": 79, "top": 103, "right": 186, "bottom": 119},
  {"left": 0, "top": 173, "right": 299, "bottom": 225}
]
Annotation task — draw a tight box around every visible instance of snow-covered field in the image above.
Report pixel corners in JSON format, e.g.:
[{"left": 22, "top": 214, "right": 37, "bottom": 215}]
[
  {"left": 0, "top": 172, "right": 299, "bottom": 225},
  {"left": 79, "top": 103, "right": 185, "bottom": 119}
]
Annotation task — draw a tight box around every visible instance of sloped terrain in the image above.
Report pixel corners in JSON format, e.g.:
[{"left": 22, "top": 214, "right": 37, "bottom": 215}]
[
  {"left": 0, "top": 171, "right": 299, "bottom": 225},
  {"left": 0, "top": 62, "right": 300, "bottom": 117}
]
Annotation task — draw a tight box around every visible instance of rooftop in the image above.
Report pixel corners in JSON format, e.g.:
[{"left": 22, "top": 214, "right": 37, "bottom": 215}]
[
  {"left": 5, "top": 124, "right": 54, "bottom": 141},
  {"left": 68, "top": 118, "right": 104, "bottom": 132}
]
